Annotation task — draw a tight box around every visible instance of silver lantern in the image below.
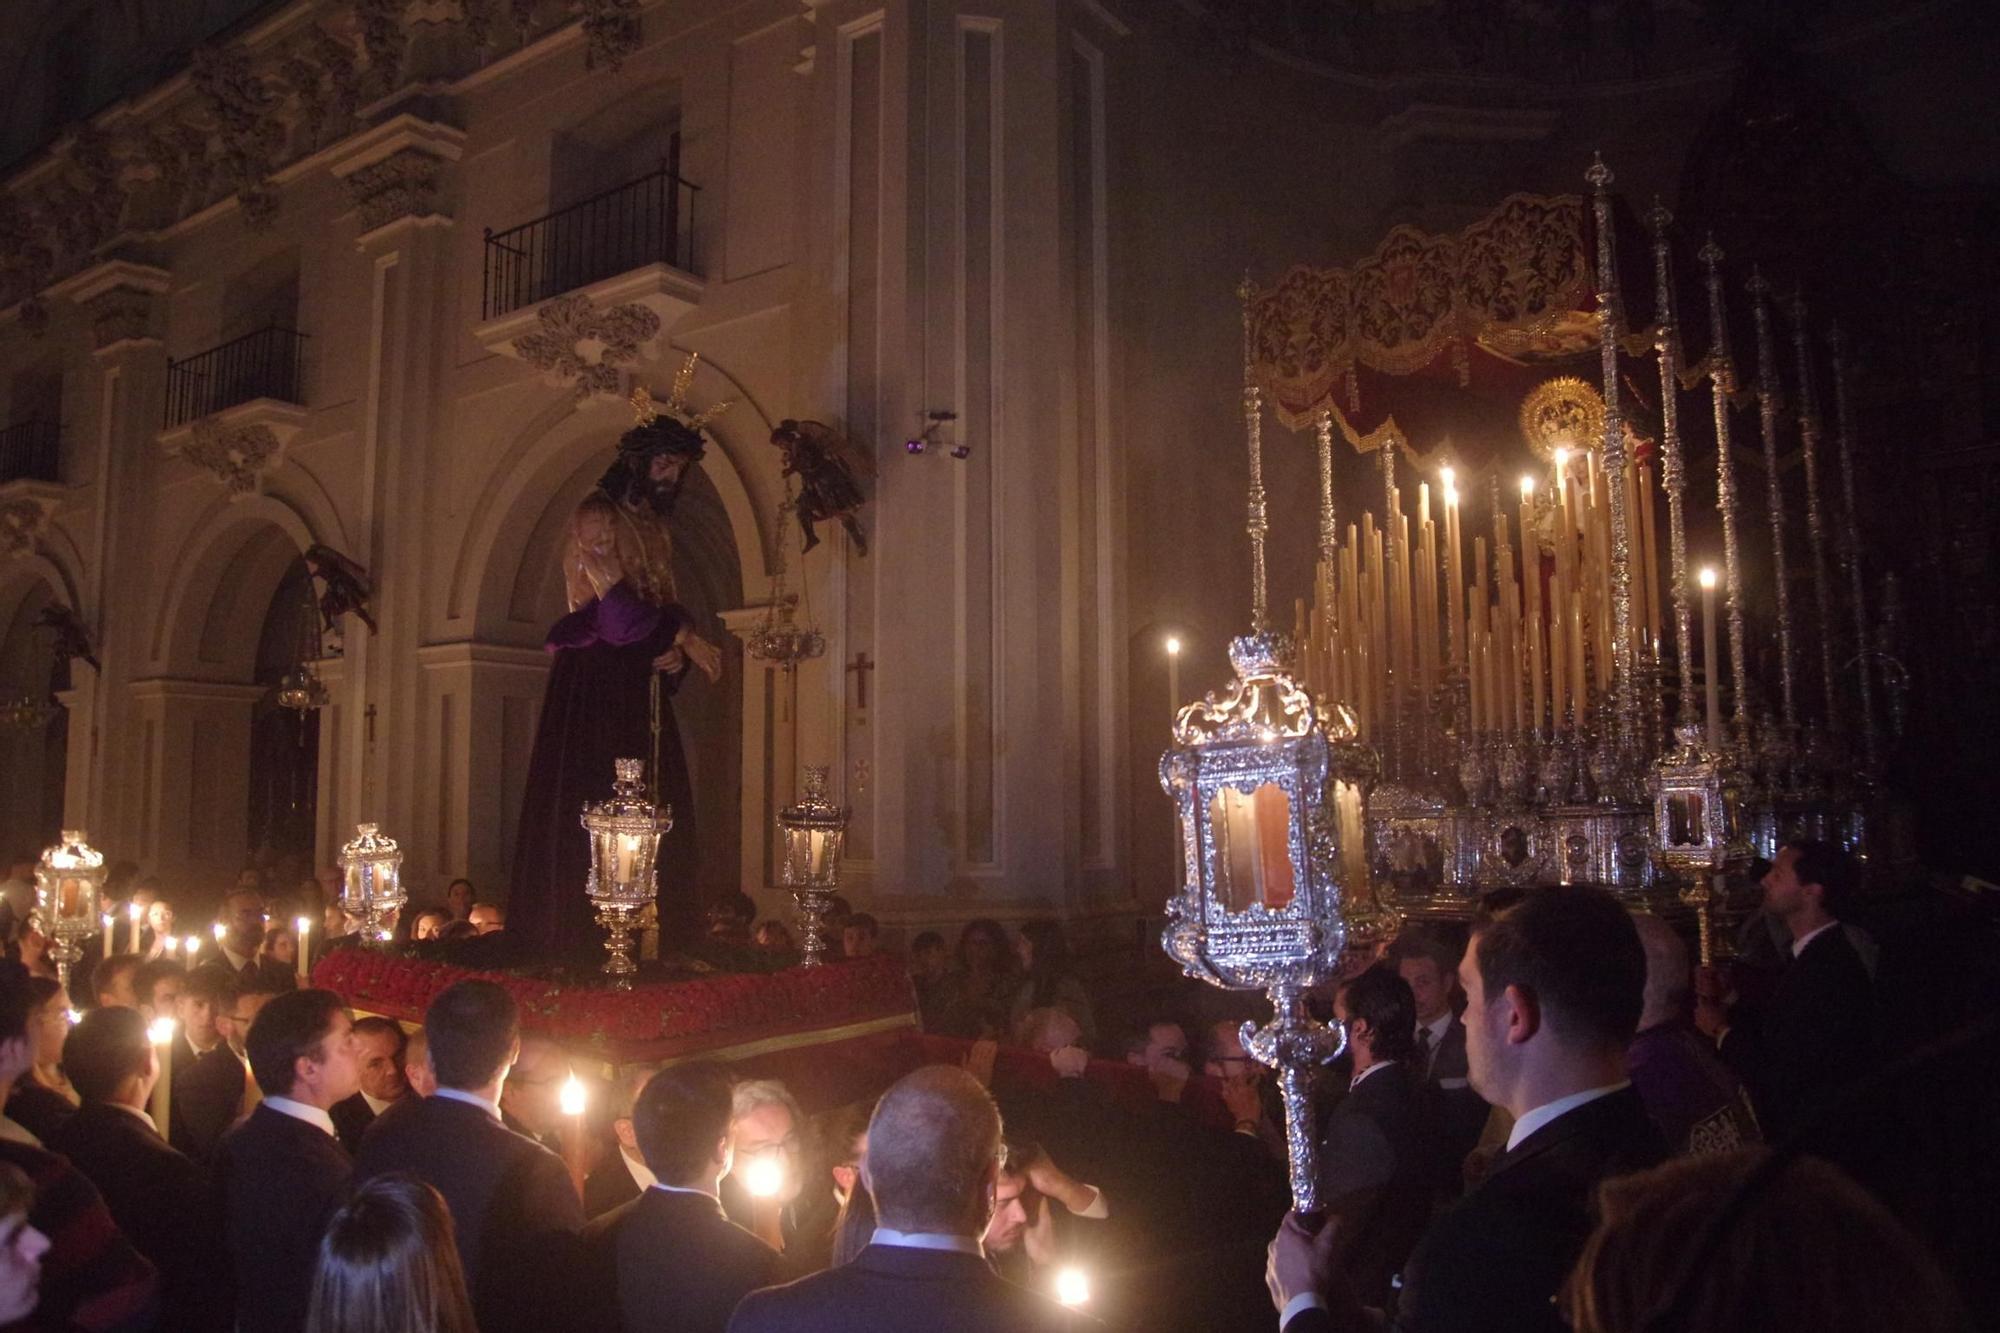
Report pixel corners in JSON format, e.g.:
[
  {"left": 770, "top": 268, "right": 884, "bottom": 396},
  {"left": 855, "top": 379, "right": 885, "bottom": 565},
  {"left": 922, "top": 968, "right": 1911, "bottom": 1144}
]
[
  {"left": 338, "top": 823, "right": 407, "bottom": 945},
  {"left": 1649, "top": 722, "right": 1749, "bottom": 964},
  {"left": 35, "top": 831, "right": 106, "bottom": 991},
  {"left": 777, "top": 765, "right": 848, "bottom": 967},
  {"left": 1161, "top": 631, "right": 1347, "bottom": 1211},
  {"left": 581, "top": 758, "right": 672, "bottom": 988}
]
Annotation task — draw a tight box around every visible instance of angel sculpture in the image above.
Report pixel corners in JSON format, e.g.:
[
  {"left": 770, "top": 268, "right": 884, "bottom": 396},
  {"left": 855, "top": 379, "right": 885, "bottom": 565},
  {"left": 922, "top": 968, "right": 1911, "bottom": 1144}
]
[
  {"left": 303, "top": 545, "right": 379, "bottom": 636},
  {"left": 770, "top": 419, "right": 871, "bottom": 556},
  {"left": 33, "top": 604, "right": 99, "bottom": 674}
]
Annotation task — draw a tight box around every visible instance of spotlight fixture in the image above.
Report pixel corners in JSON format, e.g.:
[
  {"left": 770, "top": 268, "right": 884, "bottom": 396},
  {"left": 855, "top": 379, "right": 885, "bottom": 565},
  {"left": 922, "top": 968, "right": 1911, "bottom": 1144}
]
[{"left": 904, "top": 410, "right": 964, "bottom": 458}]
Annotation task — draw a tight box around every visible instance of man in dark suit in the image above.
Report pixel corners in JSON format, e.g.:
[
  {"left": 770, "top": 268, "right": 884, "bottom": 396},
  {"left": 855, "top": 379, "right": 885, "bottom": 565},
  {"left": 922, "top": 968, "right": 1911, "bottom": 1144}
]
[
  {"left": 1269, "top": 886, "right": 1666, "bottom": 1333},
  {"left": 1388, "top": 928, "right": 1489, "bottom": 1195},
  {"left": 51, "top": 1007, "right": 229, "bottom": 1331},
  {"left": 329, "top": 1015, "right": 409, "bottom": 1153},
  {"left": 1317, "top": 965, "right": 1434, "bottom": 1308},
  {"left": 171, "top": 971, "right": 284, "bottom": 1164},
  {"left": 583, "top": 1063, "right": 779, "bottom": 1332},
  {"left": 213, "top": 987, "right": 360, "bottom": 1333},
  {"left": 583, "top": 1065, "right": 658, "bottom": 1220},
  {"left": 354, "top": 979, "right": 585, "bottom": 1333},
  {"left": 195, "top": 889, "right": 297, "bottom": 995},
  {"left": 1706, "top": 839, "right": 1878, "bottom": 1145},
  {"left": 729, "top": 1065, "right": 1092, "bottom": 1333}
]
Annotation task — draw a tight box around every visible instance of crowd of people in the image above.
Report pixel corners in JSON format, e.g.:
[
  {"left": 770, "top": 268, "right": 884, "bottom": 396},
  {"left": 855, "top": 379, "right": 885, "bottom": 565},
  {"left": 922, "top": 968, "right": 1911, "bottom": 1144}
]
[{"left": 0, "top": 837, "right": 1986, "bottom": 1330}]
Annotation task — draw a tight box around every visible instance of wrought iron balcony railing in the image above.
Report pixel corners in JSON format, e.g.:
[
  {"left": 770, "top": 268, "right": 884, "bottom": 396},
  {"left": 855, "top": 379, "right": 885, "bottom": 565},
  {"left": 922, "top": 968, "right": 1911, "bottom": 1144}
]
[
  {"left": 164, "top": 325, "right": 308, "bottom": 429},
  {"left": 482, "top": 153, "right": 699, "bottom": 321},
  {"left": 0, "top": 416, "right": 60, "bottom": 485}
]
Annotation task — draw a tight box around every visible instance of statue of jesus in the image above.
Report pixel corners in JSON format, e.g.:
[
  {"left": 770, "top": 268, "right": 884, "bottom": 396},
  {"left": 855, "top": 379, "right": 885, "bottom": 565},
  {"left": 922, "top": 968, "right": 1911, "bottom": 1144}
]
[{"left": 509, "top": 400, "right": 723, "bottom": 961}]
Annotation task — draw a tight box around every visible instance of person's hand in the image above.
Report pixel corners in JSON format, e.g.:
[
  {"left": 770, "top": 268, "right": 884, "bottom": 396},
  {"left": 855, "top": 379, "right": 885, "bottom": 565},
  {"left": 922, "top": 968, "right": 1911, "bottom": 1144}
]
[
  {"left": 1221, "top": 1071, "right": 1265, "bottom": 1129},
  {"left": 1023, "top": 1150, "right": 1074, "bottom": 1203},
  {"left": 1265, "top": 1210, "right": 1340, "bottom": 1313},
  {"left": 1149, "top": 1055, "right": 1191, "bottom": 1104},
  {"left": 1050, "top": 1044, "right": 1089, "bottom": 1079},
  {"left": 677, "top": 631, "right": 723, "bottom": 683},
  {"left": 1023, "top": 1195, "right": 1059, "bottom": 1267},
  {"left": 963, "top": 1038, "right": 998, "bottom": 1089}
]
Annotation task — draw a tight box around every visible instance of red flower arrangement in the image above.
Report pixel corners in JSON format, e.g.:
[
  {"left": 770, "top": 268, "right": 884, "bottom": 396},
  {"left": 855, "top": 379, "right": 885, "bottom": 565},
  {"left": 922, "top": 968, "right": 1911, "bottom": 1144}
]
[{"left": 310, "top": 949, "right": 917, "bottom": 1058}]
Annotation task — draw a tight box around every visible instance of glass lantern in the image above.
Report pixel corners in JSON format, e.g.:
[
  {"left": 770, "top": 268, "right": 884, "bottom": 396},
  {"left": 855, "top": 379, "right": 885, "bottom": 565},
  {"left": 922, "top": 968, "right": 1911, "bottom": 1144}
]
[
  {"left": 338, "top": 822, "right": 407, "bottom": 946},
  {"left": 35, "top": 831, "right": 106, "bottom": 991},
  {"left": 580, "top": 758, "right": 673, "bottom": 987},
  {"left": 1649, "top": 723, "right": 1750, "bottom": 964},
  {"left": 777, "top": 766, "right": 848, "bottom": 967},
  {"left": 1160, "top": 632, "right": 1348, "bottom": 1211}
]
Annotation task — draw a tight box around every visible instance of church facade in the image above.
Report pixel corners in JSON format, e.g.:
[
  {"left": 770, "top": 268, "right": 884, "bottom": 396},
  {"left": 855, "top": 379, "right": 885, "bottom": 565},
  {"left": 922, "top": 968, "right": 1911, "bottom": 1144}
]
[{"left": 1, "top": 0, "right": 1988, "bottom": 928}]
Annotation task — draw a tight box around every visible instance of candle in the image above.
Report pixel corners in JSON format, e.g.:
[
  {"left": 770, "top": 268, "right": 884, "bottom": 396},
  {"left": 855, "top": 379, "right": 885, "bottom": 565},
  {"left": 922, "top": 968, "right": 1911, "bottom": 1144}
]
[
  {"left": 1443, "top": 475, "right": 1464, "bottom": 668},
  {"left": 148, "top": 1016, "right": 176, "bottom": 1132},
  {"left": 182, "top": 935, "right": 200, "bottom": 958},
  {"left": 1700, "top": 567, "right": 1721, "bottom": 750},
  {"left": 1549, "top": 574, "right": 1568, "bottom": 731},
  {"left": 1165, "top": 635, "right": 1182, "bottom": 728},
  {"left": 559, "top": 1073, "right": 588, "bottom": 1199},
  {"left": 127, "top": 903, "right": 142, "bottom": 955},
  {"left": 295, "top": 916, "right": 312, "bottom": 983},
  {"left": 102, "top": 913, "right": 114, "bottom": 947},
  {"left": 163, "top": 937, "right": 180, "bottom": 959}
]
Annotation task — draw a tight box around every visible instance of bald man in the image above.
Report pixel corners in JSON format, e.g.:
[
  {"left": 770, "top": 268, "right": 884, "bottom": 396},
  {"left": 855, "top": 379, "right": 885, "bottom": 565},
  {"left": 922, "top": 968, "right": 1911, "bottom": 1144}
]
[
  {"left": 727, "top": 1066, "right": 1093, "bottom": 1332},
  {"left": 1626, "top": 913, "right": 1758, "bottom": 1157}
]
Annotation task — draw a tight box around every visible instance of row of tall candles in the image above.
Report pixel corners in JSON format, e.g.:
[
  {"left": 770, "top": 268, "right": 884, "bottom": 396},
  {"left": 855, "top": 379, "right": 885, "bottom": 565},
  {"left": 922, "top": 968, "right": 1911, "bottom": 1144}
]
[{"left": 1292, "top": 446, "right": 1663, "bottom": 740}]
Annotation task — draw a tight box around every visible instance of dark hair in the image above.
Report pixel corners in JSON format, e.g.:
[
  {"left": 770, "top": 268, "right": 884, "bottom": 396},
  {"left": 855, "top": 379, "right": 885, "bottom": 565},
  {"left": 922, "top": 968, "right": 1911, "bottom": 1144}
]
[
  {"left": 911, "top": 931, "right": 945, "bottom": 955},
  {"left": 23, "top": 975, "right": 62, "bottom": 1012},
  {"left": 1017, "top": 919, "right": 1075, "bottom": 1009},
  {"left": 0, "top": 1159, "right": 32, "bottom": 1218},
  {"left": 1473, "top": 886, "right": 1646, "bottom": 1050},
  {"left": 708, "top": 891, "right": 756, "bottom": 926},
  {"left": 306, "top": 1175, "right": 476, "bottom": 1333},
  {"left": 424, "top": 980, "right": 518, "bottom": 1091},
  {"left": 93, "top": 953, "right": 142, "bottom": 1005},
  {"left": 955, "top": 919, "right": 1012, "bottom": 973},
  {"left": 182, "top": 967, "right": 238, "bottom": 1009},
  {"left": 1564, "top": 1149, "right": 1966, "bottom": 1332},
  {"left": 246, "top": 988, "right": 348, "bottom": 1097},
  {"left": 1385, "top": 926, "right": 1459, "bottom": 977},
  {"left": 64, "top": 1006, "right": 152, "bottom": 1103},
  {"left": 845, "top": 913, "right": 879, "bottom": 939},
  {"left": 235, "top": 965, "right": 292, "bottom": 1002},
  {"left": 631, "top": 1062, "right": 734, "bottom": 1186},
  {"left": 1341, "top": 963, "right": 1417, "bottom": 1062},
  {"left": 435, "top": 920, "right": 477, "bottom": 943},
  {"left": 353, "top": 1015, "right": 408, "bottom": 1063},
  {"left": 0, "top": 973, "right": 32, "bottom": 1044},
  {"left": 445, "top": 879, "right": 474, "bottom": 895},
  {"left": 1783, "top": 839, "right": 1854, "bottom": 918},
  {"left": 831, "top": 1183, "right": 876, "bottom": 1266},
  {"left": 134, "top": 959, "right": 184, "bottom": 1010}
]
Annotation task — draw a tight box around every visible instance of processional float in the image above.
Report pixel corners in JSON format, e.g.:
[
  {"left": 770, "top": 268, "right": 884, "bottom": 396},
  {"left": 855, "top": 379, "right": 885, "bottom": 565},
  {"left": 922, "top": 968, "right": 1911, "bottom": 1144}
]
[{"left": 1163, "top": 156, "right": 1887, "bottom": 1206}]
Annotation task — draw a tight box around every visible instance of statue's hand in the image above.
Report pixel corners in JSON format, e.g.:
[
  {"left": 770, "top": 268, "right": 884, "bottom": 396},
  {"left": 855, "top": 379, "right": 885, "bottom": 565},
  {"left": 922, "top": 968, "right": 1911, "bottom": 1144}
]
[{"left": 678, "top": 631, "right": 724, "bottom": 683}]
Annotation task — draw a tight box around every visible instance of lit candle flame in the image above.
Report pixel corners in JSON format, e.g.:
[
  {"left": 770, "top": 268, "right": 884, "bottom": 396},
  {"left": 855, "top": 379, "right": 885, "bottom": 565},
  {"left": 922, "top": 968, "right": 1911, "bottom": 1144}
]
[
  {"left": 211, "top": 923, "right": 226, "bottom": 942},
  {"left": 559, "top": 1073, "right": 586, "bottom": 1118},
  {"left": 1520, "top": 475, "right": 1535, "bottom": 500},
  {"left": 1699, "top": 567, "right": 1717, "bottom": 589},
  {"left": 296, "top": 916, "right": 311, "bottom": 937},
  {"left": 742, "top": 1156, "right": 785, "bottom": 1198},
  {"left": 1439, "top": 465, "right": 1455, "bottom": 488},
  {"left": 163, "top": 938, "right": 179, "bottom": 955},
  {"left": 127, "top": 903, "right": 142, "bottom": 921},
  {"left": 1555, "top": 447, "right": 1570, "bottom": 469},
  {"left": 1443, "top": 483, "right": 1458, "bottom": 507},
  {"left": 183, "top": 935, "right": 201, "bottom": 955},
  {"left": 1056, "top": 1268, "right": 1090, "bottom": 1307},
  {"left": 1164, "top": 635, "right": 1181, "bottom": 657},
  {"left": 147, "top": 1016, "right": 177, "bottom": 1046}
]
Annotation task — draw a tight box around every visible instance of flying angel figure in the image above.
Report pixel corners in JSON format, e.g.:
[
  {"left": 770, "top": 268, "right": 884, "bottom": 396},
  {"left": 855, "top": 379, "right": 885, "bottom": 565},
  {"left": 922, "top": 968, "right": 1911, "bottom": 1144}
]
[
  {"left": 303, "top": 545, "right": 379, "bottom": 636},
  {"left": 770, "top": 419, "right": 873, "bottom": 556}
]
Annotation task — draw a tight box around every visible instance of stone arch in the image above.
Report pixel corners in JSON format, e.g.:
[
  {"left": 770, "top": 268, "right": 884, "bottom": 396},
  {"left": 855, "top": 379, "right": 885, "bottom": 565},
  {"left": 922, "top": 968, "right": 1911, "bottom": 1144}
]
[{"left": 150, "top": 492, "right": 323, "bottom": 678}]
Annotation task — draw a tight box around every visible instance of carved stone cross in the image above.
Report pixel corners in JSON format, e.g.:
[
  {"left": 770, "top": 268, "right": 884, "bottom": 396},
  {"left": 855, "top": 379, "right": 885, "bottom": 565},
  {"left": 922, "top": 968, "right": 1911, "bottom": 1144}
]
[{"left": 846, "top": 652, "right": 875, "bottom": 711}]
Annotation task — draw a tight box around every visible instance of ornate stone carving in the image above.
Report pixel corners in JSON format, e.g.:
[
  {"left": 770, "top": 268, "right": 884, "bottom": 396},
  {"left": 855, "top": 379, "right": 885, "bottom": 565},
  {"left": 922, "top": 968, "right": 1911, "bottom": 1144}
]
[
  {"left": 0, "top": 498, "right": 52, "bottom": 561},
  {"left": 355, "top": 0, "right": 410, "bottom": 92},
  {"left": 343, "top": 148, "right": 449, "bottom": 233},
  {"left": 182, "top": 418, "right": 286, "bottom": 496},
  {"left": 512, "top": 293, "right": 662, "bottom": 401},
  {"left": 189, "top": 44, "right": 286, "bottom": 228},
  {"left": 580, "top": 0, "right": 644, "bottom": 70},
  {"left": 84, "top": 288, "right": 158, "bottom": 351}
]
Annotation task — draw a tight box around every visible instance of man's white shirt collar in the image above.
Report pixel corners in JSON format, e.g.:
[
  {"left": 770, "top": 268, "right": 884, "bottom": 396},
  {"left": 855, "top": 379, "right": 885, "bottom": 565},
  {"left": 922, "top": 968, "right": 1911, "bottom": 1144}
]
[
  {"left": 1421, "top": 1012, "right": 1453, "bottom": 1046},
  {"left": 1350, "top": 1059, "right": 1396, "bottom": 1091},
  {"left": 1791, "top": 920, "right": 1839, "bottom": 958},
  {"left": 433, "top": 1087, "right": 503, "bottom": 1121},
  {"left": 263, "top": 1096, "right": 337, "bottom": 1137},
  {"left": 220, "top": 943, "right": 253, "bottom": 972},
  {"left": 107, "top": 1101, "right": 159, "bottom": 1133},
  {"left": 361, "top": 1091, "right": 397, "bottom": 1117},
  {"left": 871, "top": 1228, "right": 984, "bottom": 1256},
  {"left": 623, "top": 1148, "right": 659, "bottom": 1192},
  {"left": 1506, "top": 1081, "right": 1630, "bottom": 1152}
]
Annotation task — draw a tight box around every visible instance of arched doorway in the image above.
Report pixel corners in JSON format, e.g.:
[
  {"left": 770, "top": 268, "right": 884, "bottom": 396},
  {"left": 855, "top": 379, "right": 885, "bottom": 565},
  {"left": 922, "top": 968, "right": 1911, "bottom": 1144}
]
[
  {"left": 245, "top": 555, "right": 320, "bottom": 875},
  {"left": 0, "top": 575, "right": 68, "bottom": 857}
]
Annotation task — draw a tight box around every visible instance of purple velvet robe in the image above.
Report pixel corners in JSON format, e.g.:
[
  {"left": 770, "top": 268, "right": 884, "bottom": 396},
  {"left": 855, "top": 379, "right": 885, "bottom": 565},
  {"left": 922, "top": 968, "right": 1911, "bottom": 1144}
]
[{"left": 509, "top": 580, "right": 698, "bottom": 961}]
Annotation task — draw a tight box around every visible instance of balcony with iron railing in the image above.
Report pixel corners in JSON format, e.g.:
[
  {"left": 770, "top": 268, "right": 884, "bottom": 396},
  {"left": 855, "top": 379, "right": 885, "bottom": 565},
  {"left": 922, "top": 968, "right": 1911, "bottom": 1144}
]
[
  {"left": 164, "top": 325, "right": 308, "bottom": 430},
  {"left": 0, "top": 417, "right": 61, "bottom": 486},
  {"left": 473, "top": 152, "right": 705, "bottom": 362}
]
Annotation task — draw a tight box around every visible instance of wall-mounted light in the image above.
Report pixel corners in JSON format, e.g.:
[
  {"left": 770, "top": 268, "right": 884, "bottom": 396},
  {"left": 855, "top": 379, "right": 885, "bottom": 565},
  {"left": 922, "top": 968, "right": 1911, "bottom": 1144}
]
[{"left": 905, "top": 410, "right": 967, "bottom": 459}]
